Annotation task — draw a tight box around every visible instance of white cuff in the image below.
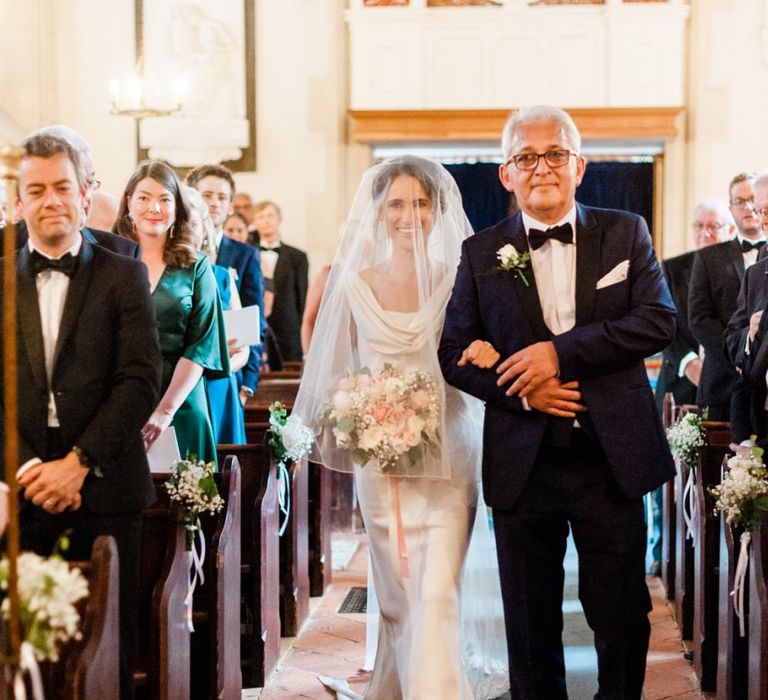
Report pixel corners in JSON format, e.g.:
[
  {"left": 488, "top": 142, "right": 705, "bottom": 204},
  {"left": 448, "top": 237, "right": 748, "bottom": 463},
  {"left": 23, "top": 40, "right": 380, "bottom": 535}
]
[
  {"left": 745, "top": 335, "right": 751, "bottom": 357},
  {"left": 678, "top": 351, "right": 698, "bottom": 378},
  {"left": 521, "top": 397, "right": 532, "bottom": 411},
  {"left": 16, "top": 458, "right": 42, "bottom": 481}
]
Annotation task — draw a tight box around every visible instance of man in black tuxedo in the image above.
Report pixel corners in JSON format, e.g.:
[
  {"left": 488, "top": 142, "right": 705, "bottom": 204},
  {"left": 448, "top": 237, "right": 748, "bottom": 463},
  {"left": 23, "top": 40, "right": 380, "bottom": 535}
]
[
  {"left": 11, "top": 126, "right": 139, "bottom": 259},
  {"left": 186, "top": 164, "right": 265, "bottom": 403},
  {"left": 439, "top": 106, "right": 675, "bottom": 699},
  {"left": 689, "top": 173, "right": 765, "bottom": 423},
  {"left": 2, "top": 132, "right": 161, "bottom": 697},
  {"left": 656, "top": 199, "right": 734, "bottom": 410},
  {"left": 253, "top": 200, "right": 309, "bottom": 363}
]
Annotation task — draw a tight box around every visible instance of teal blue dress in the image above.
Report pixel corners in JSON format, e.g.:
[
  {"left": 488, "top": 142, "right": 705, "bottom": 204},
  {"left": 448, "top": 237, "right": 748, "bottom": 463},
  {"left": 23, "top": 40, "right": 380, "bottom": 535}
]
[
  {"left": 206, "top": 265, "right": 247, "bottom": 445},
  {"left": 152, "top": 254, "right": 229, "bottom": 466}
]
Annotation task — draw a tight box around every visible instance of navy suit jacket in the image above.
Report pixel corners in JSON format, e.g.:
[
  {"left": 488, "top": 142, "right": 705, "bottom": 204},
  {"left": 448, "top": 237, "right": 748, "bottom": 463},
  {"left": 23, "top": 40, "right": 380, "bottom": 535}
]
[
  {"left": 1, "top": 241, "right": 161, "bottom": 514},
  {"left": 439, "top": 204, "right": 676, "bottom": 510},
  {"left": 216, "top": 235, "right": 266, "bottom": 392}
]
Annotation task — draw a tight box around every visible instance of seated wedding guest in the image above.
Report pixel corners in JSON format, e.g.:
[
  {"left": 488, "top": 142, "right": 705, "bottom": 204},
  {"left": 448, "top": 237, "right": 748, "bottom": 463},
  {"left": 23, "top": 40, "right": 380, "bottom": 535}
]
[
  {"left": 114, "top": 161, "right": 229, "bottom": 465},
  {"left": 300, "top": 264, "right": 331, "bottom": 356},
  {"left": 689, "top": 172, "right": 763, "bottom": 421},
  {"left": 183, "top": 186, "right": 247, "bottom": 445},
  {"left": 648, "top": 197, "right": 734, "bottom": 575},
  {"left": 223, "top": 211, "right": 251, "bottom": 244},
  {"left": 86, "top": 191, "right": 119, "bottom": 231},
  {"left": 187, "top": 164, "right": 265, "bottom": 403},
  {"left": 5, "top": 132, "right": 161, "bottom": 697},
  {"left": 253, "top": 200, "right": 309, "bottom": 363},
  {"left": 14, "top": 125, "right": 138, "bottom": 259}
]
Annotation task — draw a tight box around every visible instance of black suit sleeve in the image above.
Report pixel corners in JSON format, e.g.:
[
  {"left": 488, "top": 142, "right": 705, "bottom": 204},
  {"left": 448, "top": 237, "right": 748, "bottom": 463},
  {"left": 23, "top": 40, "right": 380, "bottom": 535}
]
[
  {"left": 75, "top": 263, "right": 161, "bottom": 468},
  {"left": 661, "top": 257, "right": 698, "bottom": 373},
  {"left": 688, "top": 248, "right": 727, "bottom": 353},
  {"left": 724, "top": 268, "right": 755, "bottom": 369},
  {"left": 295, "top": 251, "right": 309, "bottom": 327}
]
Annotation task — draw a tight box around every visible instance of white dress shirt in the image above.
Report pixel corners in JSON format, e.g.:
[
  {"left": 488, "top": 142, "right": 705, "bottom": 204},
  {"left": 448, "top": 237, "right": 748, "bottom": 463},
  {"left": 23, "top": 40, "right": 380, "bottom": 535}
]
[
  {"left": 737, "top": 234, "right": 766, "bottom": 270},
  {"left": 523, "top": 206, "right": 578, "bottom": 335},
  {"left": 259, "top": 240, "right": 280, "bottom": 280},
  {"left": 30, "top": 235, "right": 83, "bottom": 427}
]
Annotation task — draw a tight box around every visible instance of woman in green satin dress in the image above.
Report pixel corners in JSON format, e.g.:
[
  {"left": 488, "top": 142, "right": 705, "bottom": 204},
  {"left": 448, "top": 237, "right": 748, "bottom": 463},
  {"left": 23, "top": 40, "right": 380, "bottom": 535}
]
[{"left": 114, "top": 161, "right": 229, "bottom": 466}]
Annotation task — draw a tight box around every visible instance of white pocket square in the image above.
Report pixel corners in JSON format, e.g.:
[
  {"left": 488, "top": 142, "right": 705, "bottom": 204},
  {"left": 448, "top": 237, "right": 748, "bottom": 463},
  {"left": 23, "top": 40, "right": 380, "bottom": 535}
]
[{"left": 596, "top": 260, "right": 630, "bottom": 289}]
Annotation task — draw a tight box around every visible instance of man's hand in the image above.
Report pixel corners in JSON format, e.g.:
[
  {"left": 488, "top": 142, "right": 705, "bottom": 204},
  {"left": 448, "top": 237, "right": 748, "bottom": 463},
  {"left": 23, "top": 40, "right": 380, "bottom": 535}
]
[
  {"left": 749, "top": 310, "right": 764, "bottom": 342},
  {"left": 458, "top": 339, "right": 500, "bottom": 369},
  {"left": 684, "top": 358, "right": 702, "bottom": 386},
  {"left": 19, "top": 453, "right": 88, "bottom": 513},
  {"left": 526, "top": 378, "right": 585, "bottom": 418},
  {"left": 497, "top": 341, "right": 559, "bottom": 397}
]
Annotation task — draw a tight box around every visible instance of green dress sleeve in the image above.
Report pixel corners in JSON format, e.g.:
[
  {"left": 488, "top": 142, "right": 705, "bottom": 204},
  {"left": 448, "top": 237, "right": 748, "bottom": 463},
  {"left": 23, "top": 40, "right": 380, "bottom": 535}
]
[{"left": 183, "top": 254, "right": 231, "bottom": 380}]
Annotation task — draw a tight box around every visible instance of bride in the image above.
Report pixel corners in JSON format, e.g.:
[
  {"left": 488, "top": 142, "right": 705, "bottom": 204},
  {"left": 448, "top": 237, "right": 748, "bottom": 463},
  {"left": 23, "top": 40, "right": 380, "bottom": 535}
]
[{"left": 294, "top": 156, "right": 508, "bottom": 699}]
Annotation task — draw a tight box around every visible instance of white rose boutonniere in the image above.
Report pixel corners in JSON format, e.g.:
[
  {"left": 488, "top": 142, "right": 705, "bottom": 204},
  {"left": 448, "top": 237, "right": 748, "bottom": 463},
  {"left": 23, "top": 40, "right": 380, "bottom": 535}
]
[{"left": 492, "top": 243, "right": 531, "bottom": 287}]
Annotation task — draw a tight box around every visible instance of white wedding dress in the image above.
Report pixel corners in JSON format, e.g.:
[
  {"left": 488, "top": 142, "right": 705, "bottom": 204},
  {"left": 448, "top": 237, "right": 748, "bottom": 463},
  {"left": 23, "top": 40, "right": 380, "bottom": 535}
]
[{"left": 346, "top": 274, "right": 509, "bottom": 700}]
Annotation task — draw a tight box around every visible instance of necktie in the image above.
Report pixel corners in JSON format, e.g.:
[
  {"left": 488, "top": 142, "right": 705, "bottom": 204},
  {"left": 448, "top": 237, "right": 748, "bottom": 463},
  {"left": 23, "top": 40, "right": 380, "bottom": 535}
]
[
  {"left": 741, "top": 239, "right": 766, "bottom": 253},
  {"left": 260, "top": 245, "right": 281, "bottom": 253},
  {"left": 528, "top": 223, "right": 574, "bottom": 251},
  {"left": 28, "top": 250, "right": 78, "bottom": 277}
]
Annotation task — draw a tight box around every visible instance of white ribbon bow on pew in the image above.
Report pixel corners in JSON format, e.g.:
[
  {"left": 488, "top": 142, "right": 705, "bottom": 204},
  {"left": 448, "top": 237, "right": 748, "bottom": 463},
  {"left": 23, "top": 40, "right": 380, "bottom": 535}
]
[
  {"left": 682, "top": 468, "right": 700, "bottom": 549},
  {"left": 731, "top": 531, "right": 751, "bottom": 638},
  {"left": 278, "top": 462, "right": 291, "bottom": 537},
  {"left": 13, "top": 641, "right": 45, "bottom": 700},
  {"left": 184, "top": 525, "right": 207, "bottom": 633}
]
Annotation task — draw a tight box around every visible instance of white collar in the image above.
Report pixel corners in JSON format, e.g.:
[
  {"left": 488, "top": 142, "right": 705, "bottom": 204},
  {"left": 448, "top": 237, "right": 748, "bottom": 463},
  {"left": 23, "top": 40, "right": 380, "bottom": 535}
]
[{"left": 522, "top": 205, "right": 577, "bottom": 239}]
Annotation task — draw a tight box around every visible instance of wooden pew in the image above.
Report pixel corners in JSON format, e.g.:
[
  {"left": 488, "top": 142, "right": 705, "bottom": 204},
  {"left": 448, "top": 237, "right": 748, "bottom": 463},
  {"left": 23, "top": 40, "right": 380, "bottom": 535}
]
[
  {"left": 278, "top": 453, "right": 310, "bottom": 637},
  {"left": 216, "top": 443, "right": 280, "bottom": 688},
  {"left": 190, "top": 457, "right": 242, "bottom": 700},
  {"left": 36, "top": 536, "right": 121, "bottom": 700},
  {"left": 674, "top": 452, "right": 695, "bottom": 640},
  {"left": 308, "top": 460, "right": 332, "bottom": 596},
  {"left": 692, "top": 421, "right": 729, "bottom": 692},
  {"left": 749, "top": 525, "right": 768, "bottom": 700},
  {"left": 252, "top": 378, "right": 301, "bottom": 406},
  {"left": 134, "top": 487, "right": 190, "bottom": 700},
  {"left": 717, "top": 519, "right": 749, "bottom": 700}
]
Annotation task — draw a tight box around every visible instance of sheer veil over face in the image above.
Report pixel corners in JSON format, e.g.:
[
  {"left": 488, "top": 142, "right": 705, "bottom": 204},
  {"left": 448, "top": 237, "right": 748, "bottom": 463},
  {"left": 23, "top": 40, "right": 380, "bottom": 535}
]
[{"left": 294, "top": 156, "right": 483, "bottom": 485}]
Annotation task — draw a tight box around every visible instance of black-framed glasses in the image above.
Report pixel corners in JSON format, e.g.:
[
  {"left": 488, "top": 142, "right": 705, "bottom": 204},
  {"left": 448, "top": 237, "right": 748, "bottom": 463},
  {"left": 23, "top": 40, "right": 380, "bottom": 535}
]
[
  {"left": 691, "top": 222, "right": 724, "bottom": 232},
  {"left": 730, "top": 196, "right": 755, "bottom": 209},
  {"left": 755, "top": 208, "right": 768, "bottom": 218},
  {"left": 504, "top": 149, "right": 576, "bottom": 171}
]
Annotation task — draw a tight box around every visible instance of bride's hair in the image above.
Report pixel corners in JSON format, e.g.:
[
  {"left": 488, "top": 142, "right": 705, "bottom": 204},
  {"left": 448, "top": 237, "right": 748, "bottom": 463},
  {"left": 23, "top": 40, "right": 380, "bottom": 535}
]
[{"left": 371, "top": 156, "right": 447, "bottom": 213}]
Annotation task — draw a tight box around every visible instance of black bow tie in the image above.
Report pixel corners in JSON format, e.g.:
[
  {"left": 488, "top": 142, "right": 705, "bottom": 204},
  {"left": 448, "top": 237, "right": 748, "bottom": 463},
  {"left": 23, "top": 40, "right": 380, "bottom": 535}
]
[
  {"left": 28, "top": 250, "right": 78, "bottom": 277},
  {"left": 260, "top": 245, "right": 280, "bottom": 253},
  {"left": 528, "top": 223, "right": 574, "bottom": 251},
  {"left": 741, "top": 239, "right": 766, "bottom": 253}
]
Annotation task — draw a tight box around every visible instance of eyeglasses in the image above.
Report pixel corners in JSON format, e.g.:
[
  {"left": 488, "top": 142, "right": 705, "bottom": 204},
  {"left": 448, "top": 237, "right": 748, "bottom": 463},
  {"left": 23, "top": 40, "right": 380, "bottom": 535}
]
[
  {"left": 504, "top": 149, "right": 576, "bottom": 171},
  {"left": 730, "top": 196, "right": 755, "bottom": 209},
  {"left": 755, "top": 208, "right": 768, "bottom": 218},
  {"left": 87, "top": 175, "right": 102, "bottom": 191},
  {"left": 691, "top": 222, "right": 725, "bottom": 233}
]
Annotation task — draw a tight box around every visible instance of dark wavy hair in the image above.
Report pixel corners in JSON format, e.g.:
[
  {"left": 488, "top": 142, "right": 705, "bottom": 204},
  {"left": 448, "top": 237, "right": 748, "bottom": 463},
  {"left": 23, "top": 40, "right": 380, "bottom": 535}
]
[
  {"left": 371, "top": 156, "right": 446, "bottom": 213},
  {"left": 114, "top": 161, "right": 197, "bottom": 268}
]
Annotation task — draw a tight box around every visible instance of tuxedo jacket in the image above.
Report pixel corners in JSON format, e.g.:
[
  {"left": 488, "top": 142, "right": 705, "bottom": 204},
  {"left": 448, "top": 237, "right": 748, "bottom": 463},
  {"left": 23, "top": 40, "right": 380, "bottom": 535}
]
[
  {"left": 14, "top": 219, "right": 140, "bottom": 259},
  {"left": 655, "top": 251, "right": 697, "bottom": 408},
  {"left": 688, "top": 238, "right": 745, "bottom": 410},
  {"left": 438, "top": 205, "right": 676, "bottom": 511},
  {"left": 267, "top": 243, "right": 308, "bottom": 362},
  {"left": 216, "top": 236, "right": 266, "bottom": 391},
  {"left": 0, "top": 241, "right": 161, "bottom": 514},
  {"left": 724, "top": 256, "right": 768, "bottom": 369}
]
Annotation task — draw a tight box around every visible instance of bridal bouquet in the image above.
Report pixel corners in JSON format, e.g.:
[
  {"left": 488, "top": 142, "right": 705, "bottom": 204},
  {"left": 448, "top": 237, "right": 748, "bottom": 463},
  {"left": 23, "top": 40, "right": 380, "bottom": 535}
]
[
  {"left": 709, "top": 445, "right": 768, "bottom": 530},
  {"left": 666, "top": 411, "right": 705, "bottom": 466},
  {"left": 165, "top": 457, "right": 224, "bottom": 533},
  {"left": 322, "top": 363, "right": 440, "bottom": 472},
  {"left": 0, "top": 552, "right": 89, "bottom": 662}
]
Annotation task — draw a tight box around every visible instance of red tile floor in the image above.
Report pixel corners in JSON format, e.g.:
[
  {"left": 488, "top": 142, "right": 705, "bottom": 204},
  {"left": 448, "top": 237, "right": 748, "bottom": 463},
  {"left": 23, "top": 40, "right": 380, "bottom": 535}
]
[{"left": 251, "top": 535, "right": 705, "bottom": 699}]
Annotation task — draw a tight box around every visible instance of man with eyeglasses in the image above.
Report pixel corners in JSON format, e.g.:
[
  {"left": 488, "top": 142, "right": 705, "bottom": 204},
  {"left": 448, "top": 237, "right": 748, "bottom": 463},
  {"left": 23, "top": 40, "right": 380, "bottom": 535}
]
[
  {"left": 689, "top": 172, "right": 763, "bottom": 424},
  {"left": 440, "top": 105, "right": 675, "bottom": 700}
]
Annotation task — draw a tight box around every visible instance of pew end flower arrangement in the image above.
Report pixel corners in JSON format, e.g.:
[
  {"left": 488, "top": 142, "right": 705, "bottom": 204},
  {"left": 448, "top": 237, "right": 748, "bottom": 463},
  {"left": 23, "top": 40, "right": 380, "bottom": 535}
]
[
  {"left": 268, "top": 402, "right": 315, "bottom": 536},
  {"left": 708, "top": 442, "right": 768, "bottom": 636},
  {"left": 320, "top": 363, "right": 441, "bottom": 473},
  {"left": 0, "top": 550, "right": 89, "bottom": 663},
  {"left": 666, "top": 411, "right": 705, "bottom": 465}
]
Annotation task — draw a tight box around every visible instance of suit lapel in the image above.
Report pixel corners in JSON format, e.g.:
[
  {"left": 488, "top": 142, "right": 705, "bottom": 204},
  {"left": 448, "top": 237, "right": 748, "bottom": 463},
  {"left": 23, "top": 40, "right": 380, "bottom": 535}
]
[
  {"left": 727, "top": 238, "right": 745, "bottom": 280},
  {"left": 500, "top": 215, "right": 550, "bottom": 340},
  {"left": 575, "top": 205, "right": 601, "bottom": 326},
  {"left": 16, "top": 247, "right": 47, "bottom": 392},
  {"left": 52, "top": 240, "right": 94, "bottom": 372}
]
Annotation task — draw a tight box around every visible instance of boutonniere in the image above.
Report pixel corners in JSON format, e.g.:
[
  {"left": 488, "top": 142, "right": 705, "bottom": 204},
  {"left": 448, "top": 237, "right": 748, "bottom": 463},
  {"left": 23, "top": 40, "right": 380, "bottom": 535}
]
[{"left": 489, "top": 243, "right": 531, "bottom": 287}]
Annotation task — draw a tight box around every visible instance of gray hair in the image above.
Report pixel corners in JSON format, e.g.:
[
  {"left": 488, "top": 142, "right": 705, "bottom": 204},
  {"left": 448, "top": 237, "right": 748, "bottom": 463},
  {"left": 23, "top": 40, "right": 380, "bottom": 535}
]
[
  {"left": 28, "top": 125, "right": 94, "bottom": 188},
  {"left": 501, "top": 105, "right": 582, "bottom": 160},
  {"left": 693, "top": 197, "right": 733, "bottom": 224},
  {"left": 752, "top": 171, "right": 768, "bottom": 193}
]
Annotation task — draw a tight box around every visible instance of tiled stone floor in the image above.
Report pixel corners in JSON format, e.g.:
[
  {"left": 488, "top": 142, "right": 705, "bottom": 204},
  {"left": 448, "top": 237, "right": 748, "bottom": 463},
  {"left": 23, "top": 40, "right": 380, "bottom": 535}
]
[{"left": 251, "top": 535, "right": 705, "bottom": 699}]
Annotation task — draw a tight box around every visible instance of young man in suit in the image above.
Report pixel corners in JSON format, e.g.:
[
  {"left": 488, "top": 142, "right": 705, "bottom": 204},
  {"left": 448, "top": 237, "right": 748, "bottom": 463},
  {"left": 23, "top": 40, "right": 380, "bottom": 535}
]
[
  {"left": 439, "top": 106, "right": 675, "bottom": 699},
  {"left": 689, "top": 173, "right": 765, "bottom": 422},
  {"left": 253, "top": 200, "right": 309, "bottom": 363},
  {"left": 3, "top": 132, "right": 162, "bottom": 697},
  {"left": 186, "top": 164, "right": 265, "bottom": 402}
]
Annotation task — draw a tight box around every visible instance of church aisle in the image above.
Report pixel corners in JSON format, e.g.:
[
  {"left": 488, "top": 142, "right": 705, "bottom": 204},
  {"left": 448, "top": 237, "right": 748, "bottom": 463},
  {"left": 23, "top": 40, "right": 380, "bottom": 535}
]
[{"left": 252, "top": 534, "right": 704, "bottom": 699}]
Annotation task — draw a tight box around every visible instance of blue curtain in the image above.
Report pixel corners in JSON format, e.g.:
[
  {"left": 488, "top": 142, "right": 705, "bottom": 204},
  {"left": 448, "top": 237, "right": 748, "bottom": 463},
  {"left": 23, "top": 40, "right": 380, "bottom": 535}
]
[{"left": 444, "top": 160, "right": 654, "bottom": 235}]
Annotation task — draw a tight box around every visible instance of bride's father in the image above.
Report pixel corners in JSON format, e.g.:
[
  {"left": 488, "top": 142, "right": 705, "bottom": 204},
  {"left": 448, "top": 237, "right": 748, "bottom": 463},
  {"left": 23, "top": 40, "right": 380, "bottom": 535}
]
[{"left": 439, "top": 106, "right": 675, "bottom": 700}]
